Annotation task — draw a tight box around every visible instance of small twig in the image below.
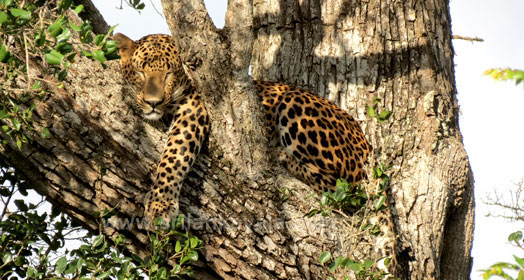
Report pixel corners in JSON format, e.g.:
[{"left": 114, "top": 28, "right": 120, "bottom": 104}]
[
  {"left": 23, "top": 33, "right": 32, "bottom": 90},
  {"left": 149, "top": 0, "right": 164, "bottom": 17},
  {"left": 452, "top": 35, "right": 484, "bottom": 43}
]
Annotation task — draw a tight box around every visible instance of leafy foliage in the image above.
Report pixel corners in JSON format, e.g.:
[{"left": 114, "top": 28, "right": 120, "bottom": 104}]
[
  {"left": 0, "top": 161, "right": 203, "bottom": 280},
  {"left": 481, "top": 230, "right": 524, "bottom": 280},
  {"left": 0, "top": 0, "right": 118, "bottom": 149},
  {"left": 368, "top": 98, "right": 392, "bottom": 122},
  {"left": 307, "top": 159, "right": 393, "bottom": 279},
  {"left": 484, "top": 68, "right": 524, "bottom": 87},
  {"left": 307, "top": 164, "right": 390, "bottom": 217},
  {"left": 125, "top": 0, "right": 146, "bottom": 10},
  {"left": 319, "top": 250, "right": 394, "bottom": 280},
  {"left": 482, "top": 256, "right": 524, "bottom": 280}
]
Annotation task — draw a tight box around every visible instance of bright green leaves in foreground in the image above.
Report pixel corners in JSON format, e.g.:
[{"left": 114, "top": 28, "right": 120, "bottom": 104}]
[
  {"left": 0, "top": 176, "right": 203, "bottom": 280},
  {"left": 484, "top": 68, "right": 524, "bottom": 87},
  {"left": 482, "top": 230, "right": 524, "bottom": 280},
  {"left": 41, "top": 2, "right": 118, "bottom": 76},
  {"left": 0, "top": 0, "right": 119, "bottom": 150},
  {"left": 307, "top": 164, "right": 390, "bottom": 217},
  {"left": 319, "top": 251, "right": 393, "bottom": 280}
]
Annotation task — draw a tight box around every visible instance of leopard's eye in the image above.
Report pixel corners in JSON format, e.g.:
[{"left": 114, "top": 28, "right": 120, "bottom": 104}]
[
  {"left": 165, "top": 72, "right": 174, "bottom": 80},
  {"left": 137, "top": 71, "right": 145, "bottom": 80}
]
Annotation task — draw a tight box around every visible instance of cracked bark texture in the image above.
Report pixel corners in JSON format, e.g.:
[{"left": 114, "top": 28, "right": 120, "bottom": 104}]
[{"left": 0, "top": 0, "right": 474, "bottom": 279}]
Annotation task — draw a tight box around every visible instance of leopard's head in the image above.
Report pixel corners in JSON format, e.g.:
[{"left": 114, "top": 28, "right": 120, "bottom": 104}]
[{"left": 115, "top": 33, "right": 188, "bottom": 120}]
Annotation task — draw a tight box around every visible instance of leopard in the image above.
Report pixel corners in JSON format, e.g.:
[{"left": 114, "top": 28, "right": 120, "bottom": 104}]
[{"left": 114, "top": 33, "right": 372, "bottom": 224}]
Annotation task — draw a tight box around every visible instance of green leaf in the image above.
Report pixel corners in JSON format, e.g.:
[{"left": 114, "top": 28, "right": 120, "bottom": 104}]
[
  {"left": 373, "top": 195, "right": 386, "bottom": 210},
  {"left": 2, "top": 252, "right": 12, "bottom": 264},
  {"left": 518, "top": 270, "right": 524, "bottom": 280},
  {"left": 340, "top": 257, "right": 354, "bottom": 268},
  {"left": 94, "top": 34, "right": 105, "bottom": 46},
  {"left": 306, "top": 209, "right": 319, "bottom": 217},
  {"left": 514, "top": 255, "right": 524, "bottom": 269},
  {"left": 45, "top": 50, "right": 64, "bottom": 65},
  {"left": 329, "top": 256, "right": 345, "bottom": 272},
  {"left": 363, "top": 259, "right": 374, "bottom": 268},
  {"left": 384, "top": 257, "right": 391, "bottom": 267},
  {"left": 0, "top": 11, "right": 8, "bottom": 24},
  {"left": 190, "top": 236, "right": 200, "bottom": 248},
  {"left": 0, "top": 44, "right": 10, "bottom": 62},
  {"left": 0, "top": 110, "right": 8, "bottom": 119},
  {"left": 34, "top": 31, "right": 46, "bottom": 47},
  {"left": 333, "top": 189, "right": 347, "bottom": 202},
  {"left": 41, "top": 127, "right": 50, "bottom": 139},
  {"left": 91, "top": 235, "right": 104, "bottom": 249},
  {"left": 31, "top": 81, "right": 41, "bottom": 90},
  {"left": 158, "top": 267, "right": 167, "bottom": 278},
  {"left": 27, "top": 266, "right": 36, "bottom": 277},
  {"left": 378, "top": 109, "right": 392, "bottom": 121},
  {"left": 58, "top": 70, "right": 68, "bottom": 81},
  {"left": 347, "top": 261, "right": 362, "bottom": 271},
  {"left": 56, "top": 42, "right": 73, "bottom": 54},
  {"left": 367, "top": 105, "right": 375, "bottom": 117},
  {"left": 11, "top": 118, "right": 20, "bottom": 131},
  {"left": 187, "top": 250, "right": 199, "bottom": 261},
  {"left": 9, "top": 8, "right": 31, "bottom": 20},
  {"left": 16, "top": 138, "right": 22, "bottom": 149},
  {"left": 319, "top": 251, "right": 331, "bottom": 265},
  {"left": 175, "top": 214, "right": 185, "bottom": 228},
  {"left": 115, "top": 234, "right": 125, "bottom": 246},
  {"left": 56, "top": 28, "right": 72, "bottom": 42},
  {"left": 65, "top": 258, "right": 84, "bottom": 274},
  {"left": 509, "top": 231, "right": 523, "bottom": 243},
  {"left": 98, "top": 270, "right": 111, "bottom": 279},
  {"left": 55, "top": 256, "right": 68, "bottom": 274},
  {"left": 91, "top": 50, "right": 107, "bottom": 64},
  {"left": 74, "top": 4, "right": 84, "bottom": 14},
  {"left": 48, "top": 19, "right": 64, "bottom": 38},
  {"left": 14, "top": 199, "right": 28, "bottom": 211},
  {"left": 131, "top": 253, "right": 144, "bottom": 265}
]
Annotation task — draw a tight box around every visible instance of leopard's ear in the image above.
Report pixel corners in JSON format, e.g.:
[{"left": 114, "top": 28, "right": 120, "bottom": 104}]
[{"left": 114, "top": 33, "right": 135, "bottom": 61}]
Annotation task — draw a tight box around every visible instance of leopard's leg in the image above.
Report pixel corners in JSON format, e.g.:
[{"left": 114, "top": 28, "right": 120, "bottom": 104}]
[{"left": 143, "top": 91, "right": 208, "bottom": 226}]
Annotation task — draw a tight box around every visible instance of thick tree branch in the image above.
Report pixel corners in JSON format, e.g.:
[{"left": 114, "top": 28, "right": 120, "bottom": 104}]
[
  {"left": 161, "top": 0, "right": 268, "bottom": 176},
  {"left": 73, "top": 0, "right": 110, "bottom": 34}
]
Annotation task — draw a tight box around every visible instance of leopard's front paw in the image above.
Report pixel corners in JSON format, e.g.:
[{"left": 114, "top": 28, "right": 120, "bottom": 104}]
[{"left": 143, "top": 190, "right": 180, "bottom": 230}]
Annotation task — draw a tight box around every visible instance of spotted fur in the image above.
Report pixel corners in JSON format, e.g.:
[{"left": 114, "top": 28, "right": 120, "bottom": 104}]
[{"left": 115, "top": 33, "right": 371, "bottom": 223}]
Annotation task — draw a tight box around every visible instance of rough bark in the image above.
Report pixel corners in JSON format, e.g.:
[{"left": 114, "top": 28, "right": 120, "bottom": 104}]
[
  {"left": 251, "top": 0, "right": 474, "bottom": 279},
  {"left": 0, "top": 0, "right": 474, "bottom": 279}
]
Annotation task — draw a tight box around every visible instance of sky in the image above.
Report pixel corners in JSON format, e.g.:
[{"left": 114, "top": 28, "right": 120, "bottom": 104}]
[{"left": 92, "top": 0, "right": 524, "bottom": 277}]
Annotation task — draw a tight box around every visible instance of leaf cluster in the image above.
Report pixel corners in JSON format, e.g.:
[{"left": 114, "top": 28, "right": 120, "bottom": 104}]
[
  {"left": 368, "top": 98, "right": 392, "bottom": 122},
  {"left": 484, "top": 68, "right": 524, "bottom": 87},
  {"left": 0, "top": 162, "right": 86, "bottom": 280},
  {"left": 0, "top": 0, "right": 118, "bottom": 149},
  {"left": 319, "top": 251, "right": 394, "bottom": 280},
  {"left": 482, "top": 255, "right": 524, "bottom": 280},
  {"left": 0, "top": 157, "right": 203, "bottom": 280},
  {"left": 307, "top": 164, "right": 390, "bottom": 217},
  {"left": 482, "top": 231, "right": 524, "bottom": 280}
]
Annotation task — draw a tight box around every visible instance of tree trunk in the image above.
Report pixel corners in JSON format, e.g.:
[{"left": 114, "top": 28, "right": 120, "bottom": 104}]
[
  {"left": 251, "top": 0, "right": 474, "bottom": 278},
  {"left": 0, "top": 0, "right": 474, "bottom": 279}
]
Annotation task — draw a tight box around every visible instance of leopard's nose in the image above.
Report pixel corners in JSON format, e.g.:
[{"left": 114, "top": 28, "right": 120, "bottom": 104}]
[{"left": 145, "top": 99, "right": 162, "bottom": 108}]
